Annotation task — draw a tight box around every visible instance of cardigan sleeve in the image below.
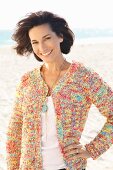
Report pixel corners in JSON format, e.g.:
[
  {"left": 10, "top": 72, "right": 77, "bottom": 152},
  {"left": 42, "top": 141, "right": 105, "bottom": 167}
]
[
  {"left": 6, "top": 75, "right": 26, "bottom": 170},
  {"left": 85, "top": 68, "right": 113, "bottom": 160}
]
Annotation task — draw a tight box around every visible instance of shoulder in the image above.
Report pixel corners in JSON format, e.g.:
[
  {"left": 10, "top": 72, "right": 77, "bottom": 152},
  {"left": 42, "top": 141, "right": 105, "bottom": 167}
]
[
  {"left": 71, "top": 60, "right": 102, "bottom": 82},
  {"left": 19, "top": 66, "right": 41, "bottom": 88},
  {"left": 71, "top": 60, "right": 93, "bottom": 75}
]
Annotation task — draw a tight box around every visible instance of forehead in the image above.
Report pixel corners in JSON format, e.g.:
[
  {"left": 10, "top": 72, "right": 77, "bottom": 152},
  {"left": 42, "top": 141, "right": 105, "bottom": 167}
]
[{"left": 29, "top": 24, "right": 54, "bottom": 38}]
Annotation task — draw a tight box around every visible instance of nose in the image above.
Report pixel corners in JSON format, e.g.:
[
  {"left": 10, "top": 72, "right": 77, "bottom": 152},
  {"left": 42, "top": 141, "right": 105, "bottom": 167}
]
[{"left": 38, "top": 42, "right": 47, "bottom": 54}]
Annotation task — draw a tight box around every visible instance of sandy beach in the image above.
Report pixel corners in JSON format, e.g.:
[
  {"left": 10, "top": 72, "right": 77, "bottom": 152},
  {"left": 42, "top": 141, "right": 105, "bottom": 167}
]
[{"left": 0, "top": 41, "right": 113, "bottom": 170}]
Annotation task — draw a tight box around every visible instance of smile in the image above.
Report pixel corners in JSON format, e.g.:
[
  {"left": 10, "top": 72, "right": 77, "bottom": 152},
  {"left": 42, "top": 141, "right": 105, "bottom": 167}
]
[{"left": 41, "top": 50, "right": 53, "bottom": 56}]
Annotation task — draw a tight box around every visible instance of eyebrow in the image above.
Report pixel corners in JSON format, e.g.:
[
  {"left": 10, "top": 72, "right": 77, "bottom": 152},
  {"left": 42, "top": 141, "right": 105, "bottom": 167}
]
[
  {"left": 43, "top": 34, "right": 51, "bottom": 38},
  {"left": 31, "top": 34, "right": 51, "bottom": 42}
]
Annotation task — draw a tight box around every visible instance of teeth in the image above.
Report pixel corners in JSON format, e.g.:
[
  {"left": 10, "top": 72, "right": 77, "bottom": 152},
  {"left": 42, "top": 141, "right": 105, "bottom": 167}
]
[{"left": 42, "top": 50, "right": 52, "bottom": 56}]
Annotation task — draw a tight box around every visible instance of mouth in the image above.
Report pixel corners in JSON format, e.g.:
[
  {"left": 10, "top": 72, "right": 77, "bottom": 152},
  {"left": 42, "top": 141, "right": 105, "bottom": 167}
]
[{"left": 41, "top": 50, "right": 53, "bottom": 56}]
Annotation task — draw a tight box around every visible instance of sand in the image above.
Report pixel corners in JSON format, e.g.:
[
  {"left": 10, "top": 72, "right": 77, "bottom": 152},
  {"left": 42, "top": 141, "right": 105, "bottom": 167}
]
[{"left": 0, "top": 41, "right": 113, "bottom": 170}]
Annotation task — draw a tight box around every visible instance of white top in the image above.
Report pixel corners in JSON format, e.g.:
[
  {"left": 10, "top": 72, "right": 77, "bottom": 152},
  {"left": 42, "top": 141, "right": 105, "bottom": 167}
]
[{"left": 41, "top": 96, "right": 66, "bottom": 170}]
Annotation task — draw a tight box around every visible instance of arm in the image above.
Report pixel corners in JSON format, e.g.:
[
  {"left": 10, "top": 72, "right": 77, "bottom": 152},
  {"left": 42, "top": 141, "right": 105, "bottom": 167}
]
[
  {"left": 85, "top": 69, "right": 113, "bottom": 159},
  {"left": 6, "top": 77, "right": 25, "bottom": 169}
]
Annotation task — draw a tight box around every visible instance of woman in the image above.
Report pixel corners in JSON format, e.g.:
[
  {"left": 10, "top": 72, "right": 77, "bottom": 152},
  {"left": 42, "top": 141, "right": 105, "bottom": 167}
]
[{"left": 6, "top": 11, "right": 113, "bottom": 170}]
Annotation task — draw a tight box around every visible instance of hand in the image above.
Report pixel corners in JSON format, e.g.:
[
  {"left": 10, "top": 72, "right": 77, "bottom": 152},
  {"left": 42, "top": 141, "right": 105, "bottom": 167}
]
[{"left": 64, "top": 142, "right": 91, "bottom": 160}]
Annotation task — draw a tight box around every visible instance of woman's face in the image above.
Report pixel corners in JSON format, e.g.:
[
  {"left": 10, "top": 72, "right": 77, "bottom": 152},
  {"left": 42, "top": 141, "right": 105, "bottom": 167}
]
[{"left": 29, "top": 24, "right": 63, "bottom": 62}]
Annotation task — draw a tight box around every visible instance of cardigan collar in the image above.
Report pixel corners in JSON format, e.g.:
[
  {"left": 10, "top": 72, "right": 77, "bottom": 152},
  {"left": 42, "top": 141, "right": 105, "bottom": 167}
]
[{"left": 34, "top": 60, "right": 78, "bottom": 96}]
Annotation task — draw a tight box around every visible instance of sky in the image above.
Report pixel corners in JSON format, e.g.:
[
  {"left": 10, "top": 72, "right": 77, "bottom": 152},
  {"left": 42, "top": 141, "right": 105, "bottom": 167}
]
[{"left": 0, "top": 0, "right": 113, "bottom": 30}]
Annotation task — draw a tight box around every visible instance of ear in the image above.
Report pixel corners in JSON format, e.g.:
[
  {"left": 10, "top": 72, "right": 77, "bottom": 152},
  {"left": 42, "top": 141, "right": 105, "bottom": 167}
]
[
  {"left": 59, "top": 34, "right": 63, "bottom": 43},
  {"left": 59, "top": 37, "right": 63, "bottom": 43}
]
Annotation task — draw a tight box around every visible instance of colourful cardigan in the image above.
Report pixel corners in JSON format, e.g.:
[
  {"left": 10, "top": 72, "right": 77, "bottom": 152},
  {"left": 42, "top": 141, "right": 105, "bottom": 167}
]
[{"left": 6, "top": 61, "right": 113, "bottom": 170}]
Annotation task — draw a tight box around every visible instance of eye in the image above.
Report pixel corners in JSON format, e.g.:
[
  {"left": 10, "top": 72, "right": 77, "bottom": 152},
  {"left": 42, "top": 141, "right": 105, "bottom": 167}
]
[
  {"left": 45, "top": 36, "right": 51, "bottom": 40},
  {"left": 31, "top": 41, "right": 38, "bottom": 45}
]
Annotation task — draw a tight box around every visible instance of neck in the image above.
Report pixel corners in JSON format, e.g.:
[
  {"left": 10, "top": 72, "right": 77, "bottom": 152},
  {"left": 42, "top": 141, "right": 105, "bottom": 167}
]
[{"left": 43, "top": 57, "right": 66, "bottom": 73}]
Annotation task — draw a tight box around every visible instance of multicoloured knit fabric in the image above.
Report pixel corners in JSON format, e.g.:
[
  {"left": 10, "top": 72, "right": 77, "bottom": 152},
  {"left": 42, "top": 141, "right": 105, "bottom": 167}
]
[{"left": 6, "top": 61, "right": 113, "bottom": 170}]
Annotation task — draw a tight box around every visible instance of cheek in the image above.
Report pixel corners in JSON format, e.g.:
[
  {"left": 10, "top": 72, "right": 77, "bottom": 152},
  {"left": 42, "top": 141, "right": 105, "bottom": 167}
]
[
  {"left": 49, "top": 42, "right": 58, "bottom": 50},
  {"left": 32, "top": 45, "right": 38, "bottom": 53}
]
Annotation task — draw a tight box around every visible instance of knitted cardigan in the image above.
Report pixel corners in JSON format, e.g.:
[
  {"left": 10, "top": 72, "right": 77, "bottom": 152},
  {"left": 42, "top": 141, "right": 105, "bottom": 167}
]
[{"left": 6, "top": 61, "right": 113, "bottom": 170}]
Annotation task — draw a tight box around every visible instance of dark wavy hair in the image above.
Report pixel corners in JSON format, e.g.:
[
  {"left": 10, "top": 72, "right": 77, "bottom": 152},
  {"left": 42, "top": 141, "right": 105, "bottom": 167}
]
[{"left": 12, "top": 11, "right": 75, "bottom": 62}]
